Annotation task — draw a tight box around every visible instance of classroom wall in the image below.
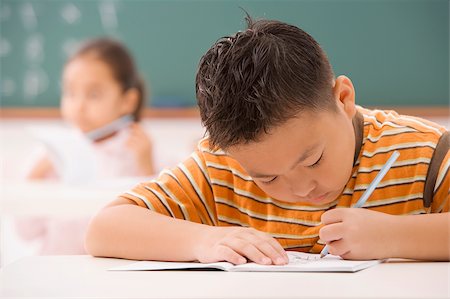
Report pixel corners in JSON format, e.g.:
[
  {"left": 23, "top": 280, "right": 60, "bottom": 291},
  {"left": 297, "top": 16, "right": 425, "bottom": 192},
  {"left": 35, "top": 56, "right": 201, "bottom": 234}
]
[{"left": 1, "top": 0, "right": 449, "bottom": 108}]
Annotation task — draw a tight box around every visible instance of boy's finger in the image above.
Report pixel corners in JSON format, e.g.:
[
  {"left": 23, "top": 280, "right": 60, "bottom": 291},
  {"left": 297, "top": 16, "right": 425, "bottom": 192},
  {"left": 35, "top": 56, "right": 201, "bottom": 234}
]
[
  {"left": 253, "top": 232, "right": 289, "bottom": 264},
  {"left": 216, "top": 245, "right": 246, "bottom": 265},
  {"left": 242, "top": 233, "right": 288, "bottom": 264},
  {"left": 228, "top": 239, "right": 272, "bottom": 265},
  {"left": 249, "top": 229, "right": 288, "bottom": 261},
  {"left": 319, "top": 222, "right": 344, "bottom": 243},
  {"left": 327, "top": 239, "right": 350, "bottom": 257},
  {"left": 254, "top": 240, "right": 288, "bottom": 265},
  {"left": 321, "top": 208, "right": 345, "bottom": 225}
]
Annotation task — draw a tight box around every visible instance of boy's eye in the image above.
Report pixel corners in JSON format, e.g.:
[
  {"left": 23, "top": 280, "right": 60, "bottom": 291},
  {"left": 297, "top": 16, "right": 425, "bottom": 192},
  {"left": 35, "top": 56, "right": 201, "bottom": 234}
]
[
  {"left": 261, "top": 176, "right": 278, "bottom": 185},
  {"left": 308, "top": 152, "right": 324, "bottom": 168}
]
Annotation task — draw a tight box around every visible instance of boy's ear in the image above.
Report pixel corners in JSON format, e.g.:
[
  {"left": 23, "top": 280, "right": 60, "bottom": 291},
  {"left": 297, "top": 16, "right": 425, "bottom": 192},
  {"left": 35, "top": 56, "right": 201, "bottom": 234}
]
[
  {"left": 333, "top": 75, "right": 356, "bottom": 119},
  {"left": 121, "top": 88, "right": 139, "bottom": 115}
]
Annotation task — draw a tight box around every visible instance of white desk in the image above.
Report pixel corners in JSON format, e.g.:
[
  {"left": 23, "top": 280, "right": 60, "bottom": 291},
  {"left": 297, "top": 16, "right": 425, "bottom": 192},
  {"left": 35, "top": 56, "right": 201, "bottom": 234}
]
[
  {"left": 0, "top": 179, "right": 144, "bottom": 216},
  {"left": 0, "top": 255, "right": 449, "bottom": 298},
  {"left": 0, "top": 180, "right": 143, "bottom": 266}
]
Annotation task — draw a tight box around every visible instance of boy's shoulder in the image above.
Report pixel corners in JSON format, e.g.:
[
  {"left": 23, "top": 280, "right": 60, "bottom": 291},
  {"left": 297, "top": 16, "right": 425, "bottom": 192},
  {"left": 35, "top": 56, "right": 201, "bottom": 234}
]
[
  {"left": 197, "top": 137, "right": 222, "bottom": 154},
  {"left": 356, "top": 105, "right": 448, "bottom": 178},
  {"left": 357, "top": 106, "right": 447, "bottom": 143},
  {"left": 353, "top": 106, "right": 449, "bottom": 209},
  {"left": 196, "top": 137, "right": 252, "bottom": 178}
]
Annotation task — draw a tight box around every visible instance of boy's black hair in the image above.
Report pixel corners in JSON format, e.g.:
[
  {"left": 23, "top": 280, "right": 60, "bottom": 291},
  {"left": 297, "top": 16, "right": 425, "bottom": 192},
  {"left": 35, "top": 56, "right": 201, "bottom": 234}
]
[{"left": 196, "top": 15, "right": 335, "bottom": 149}]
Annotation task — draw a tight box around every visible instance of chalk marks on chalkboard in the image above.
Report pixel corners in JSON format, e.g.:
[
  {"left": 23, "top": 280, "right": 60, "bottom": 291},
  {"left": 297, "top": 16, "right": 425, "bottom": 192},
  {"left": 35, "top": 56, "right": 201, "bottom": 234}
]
[
  {"left": 1, "top": 1, "right": 121, "bottom": 103},
  {"left": 62, "top": 38, "right": 81, "bottom": 58},
  {"left": 1, "top": 78, "right": 16, "bottom": 97},
  {"left": 0, "top": 2, "right": 12, "bottom": 99},
  {"left": 19, "top": 2, "right": 51, "bottom": 102},
  {"left": 0, "top": 38, "right": 11, "bottom": 57},
  {"left": 23, "top": 32, "right": 48, "bottom": 102},
  {"left": 0, "top": 3, "right": 12, "bottom": 58},
  {"left": 99, "top": 1, "right": 118, "bottom": 31},
  {"left": 61, "top": 2, "right": 81, "bottom": 25},
  {"left": 25, "top": 34, "right": 44, "bottom": 64},
  {"left": 0, "top": 3, "right": 11, "bottom": 22},
  {"left": 20, "top": 2, "right": 37, "bottom": 31},
  {"left": 23, "top": 68, "right": 49, "bottom": 102}
]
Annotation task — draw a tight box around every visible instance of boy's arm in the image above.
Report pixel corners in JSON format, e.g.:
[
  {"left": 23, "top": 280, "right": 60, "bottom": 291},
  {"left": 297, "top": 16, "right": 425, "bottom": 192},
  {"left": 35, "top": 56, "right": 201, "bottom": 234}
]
[
  {"left": 388, "top": 213, "right": 449, "bottom": 260},
  {"left": 321, "top": 147, "right": 449, "bottom": 261},
  {"left": 85, "top": 198, "right": 288, "bottom": 265},
  {"left": 319, "top": 209, "right": 450, "bottom": 261},
  {"left": 85, "top": 197, "right": 209, "bottom": 261}
]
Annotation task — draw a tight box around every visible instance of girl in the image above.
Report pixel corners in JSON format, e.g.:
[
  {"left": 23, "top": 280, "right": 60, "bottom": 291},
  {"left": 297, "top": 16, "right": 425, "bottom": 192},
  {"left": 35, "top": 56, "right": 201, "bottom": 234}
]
[
  {"left": 31, "top": 38, "right": 154, "bottom": 179},
  {"left": 16, "top": 37, "right": 154, "bottom": 254}
]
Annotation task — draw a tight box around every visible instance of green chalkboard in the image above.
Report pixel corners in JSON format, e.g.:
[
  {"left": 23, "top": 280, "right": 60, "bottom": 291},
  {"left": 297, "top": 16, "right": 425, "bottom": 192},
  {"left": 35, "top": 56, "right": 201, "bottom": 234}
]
[{"left": 1, "top": 0, "right": 448, "bottom": 108}]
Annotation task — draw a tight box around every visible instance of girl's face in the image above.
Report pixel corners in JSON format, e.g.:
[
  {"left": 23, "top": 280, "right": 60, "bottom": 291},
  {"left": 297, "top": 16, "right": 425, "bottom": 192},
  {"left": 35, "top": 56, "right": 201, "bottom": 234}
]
[{"left": 61, "top": 55, "right": 135, "bottom": 133}]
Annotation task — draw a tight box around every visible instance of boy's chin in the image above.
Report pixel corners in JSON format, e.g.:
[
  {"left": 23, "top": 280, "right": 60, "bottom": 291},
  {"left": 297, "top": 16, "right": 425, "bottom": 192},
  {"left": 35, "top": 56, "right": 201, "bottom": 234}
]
[
  {"left": 288, "top": 191, "right": 338, "bottom": 206},
  {"left": 307, "top": 196, "right": 336, "bottom": 206}
]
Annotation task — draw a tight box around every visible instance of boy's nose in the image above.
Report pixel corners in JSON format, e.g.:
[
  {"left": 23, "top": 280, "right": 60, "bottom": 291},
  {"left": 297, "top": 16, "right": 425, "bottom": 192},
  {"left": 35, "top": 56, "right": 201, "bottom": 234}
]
[{"left": 290, "top": 179, "right": 317, "bottom": 198}]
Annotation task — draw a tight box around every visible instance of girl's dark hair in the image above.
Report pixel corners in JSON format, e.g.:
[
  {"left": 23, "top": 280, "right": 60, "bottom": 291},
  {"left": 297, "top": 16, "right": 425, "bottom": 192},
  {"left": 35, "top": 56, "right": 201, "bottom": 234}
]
[
  {"left": 68, "top": 37, "right": 147, "bottom": 121},
  {"left": 196, "top": 15, "right": 336, "bottom": 149}
]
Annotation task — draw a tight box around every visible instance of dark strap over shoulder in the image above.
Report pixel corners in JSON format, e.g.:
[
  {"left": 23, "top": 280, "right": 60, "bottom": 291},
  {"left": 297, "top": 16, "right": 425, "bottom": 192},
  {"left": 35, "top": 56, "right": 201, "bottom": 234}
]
[{"left": 423, "top": 131, "right": 450, "bottom": 207}]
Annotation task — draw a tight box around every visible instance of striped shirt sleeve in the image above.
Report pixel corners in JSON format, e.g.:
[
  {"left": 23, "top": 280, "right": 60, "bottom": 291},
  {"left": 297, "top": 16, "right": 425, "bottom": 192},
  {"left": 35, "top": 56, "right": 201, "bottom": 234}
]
[
  {"left": 431, "top": 150, "right": 450, "bottom": 213},
  {"left": 119, "top": 150, "right": 218, "bottom": 225}
]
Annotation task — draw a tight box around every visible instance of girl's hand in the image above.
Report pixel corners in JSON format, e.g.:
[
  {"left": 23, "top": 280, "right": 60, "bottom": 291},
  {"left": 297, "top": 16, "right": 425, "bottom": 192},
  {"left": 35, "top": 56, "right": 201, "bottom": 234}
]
[
  {"left": 125, "top": 123, "right": 154, "bottom": 176},
  {"left": 194, "top": 226, "right": 289, "bottom": 265},
  {"left": 319, "top": 208, "right": 396, "bottom": 260}
]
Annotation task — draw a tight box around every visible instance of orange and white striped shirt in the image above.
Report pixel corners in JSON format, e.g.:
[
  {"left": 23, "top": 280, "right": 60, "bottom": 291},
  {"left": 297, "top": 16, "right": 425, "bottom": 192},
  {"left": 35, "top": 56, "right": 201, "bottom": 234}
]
[{"left": 120, "top": 106, "right": 449, "bottom": 253}]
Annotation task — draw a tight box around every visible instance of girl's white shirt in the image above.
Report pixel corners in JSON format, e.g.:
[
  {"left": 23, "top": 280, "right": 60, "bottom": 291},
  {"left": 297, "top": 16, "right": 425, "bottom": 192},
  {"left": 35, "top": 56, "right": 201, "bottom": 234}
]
[
  {"left": 90, "top": 127, "right": 143, "bottom": 179},
  {"left": 28, "top": 125, "right": 144, "bottom": 182}
]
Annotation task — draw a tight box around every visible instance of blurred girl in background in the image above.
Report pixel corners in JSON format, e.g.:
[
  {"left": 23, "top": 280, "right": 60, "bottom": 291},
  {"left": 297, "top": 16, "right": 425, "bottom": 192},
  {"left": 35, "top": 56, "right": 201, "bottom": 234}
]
[{"left": 16, "top": 37, "right": 155, "bottom": 254}]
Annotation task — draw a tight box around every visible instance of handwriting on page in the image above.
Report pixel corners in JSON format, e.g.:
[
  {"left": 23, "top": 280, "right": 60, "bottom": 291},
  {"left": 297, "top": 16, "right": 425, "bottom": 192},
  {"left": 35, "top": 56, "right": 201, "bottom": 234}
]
[{"left": 287, "top": 253, "right": 321, "bottom": 264}]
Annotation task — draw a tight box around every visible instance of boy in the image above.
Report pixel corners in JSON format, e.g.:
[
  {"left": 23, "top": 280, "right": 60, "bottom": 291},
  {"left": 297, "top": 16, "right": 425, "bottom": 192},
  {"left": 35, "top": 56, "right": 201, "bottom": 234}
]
[{"left": 85, "top": 17, "right": 449, "bottom": 264}]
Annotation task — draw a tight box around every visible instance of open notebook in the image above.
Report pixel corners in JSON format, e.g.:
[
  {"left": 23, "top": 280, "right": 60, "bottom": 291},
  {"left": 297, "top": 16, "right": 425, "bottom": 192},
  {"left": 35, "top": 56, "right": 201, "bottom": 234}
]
[{"left": 109, "top": 252, "right": 382, "bottom": 273}]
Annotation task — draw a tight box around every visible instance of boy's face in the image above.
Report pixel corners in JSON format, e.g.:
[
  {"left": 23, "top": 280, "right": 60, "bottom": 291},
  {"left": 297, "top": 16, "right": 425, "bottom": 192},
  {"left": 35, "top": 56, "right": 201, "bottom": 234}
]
[{"left": 227, "top": 82, "right": 356, "bottom": 205}]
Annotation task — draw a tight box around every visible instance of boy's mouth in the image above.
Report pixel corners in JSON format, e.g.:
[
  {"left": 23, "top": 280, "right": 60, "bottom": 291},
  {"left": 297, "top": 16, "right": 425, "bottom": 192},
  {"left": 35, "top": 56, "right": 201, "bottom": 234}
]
[{"left": 306, "top": 192, "right": 330, "bottom": 204}]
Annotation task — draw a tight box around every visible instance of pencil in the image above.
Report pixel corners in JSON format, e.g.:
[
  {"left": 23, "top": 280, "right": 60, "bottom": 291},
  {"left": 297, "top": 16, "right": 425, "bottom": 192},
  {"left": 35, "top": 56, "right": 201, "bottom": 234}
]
[{"left": 319, "top": 150, "right": 400, "bottom": 258}]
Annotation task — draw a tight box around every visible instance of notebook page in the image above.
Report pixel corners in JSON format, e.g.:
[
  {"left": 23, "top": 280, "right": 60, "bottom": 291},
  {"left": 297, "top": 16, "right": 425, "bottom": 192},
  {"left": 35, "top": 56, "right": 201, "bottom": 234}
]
[
  {"left": 109, "top": 252, "right": 381, "bottom": 272},
  {"left": 230, "top": 252, "right": 381, "bottom": 272}
]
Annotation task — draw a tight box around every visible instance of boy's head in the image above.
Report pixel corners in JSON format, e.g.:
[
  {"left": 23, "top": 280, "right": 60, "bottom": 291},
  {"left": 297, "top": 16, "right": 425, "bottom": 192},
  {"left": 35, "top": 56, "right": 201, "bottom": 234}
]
[
  {"left": 196, "top": 16, "right": 336, "bottom": 149},
  {"left": 196, "top": 16, "right": 358, "bottom": 205}
]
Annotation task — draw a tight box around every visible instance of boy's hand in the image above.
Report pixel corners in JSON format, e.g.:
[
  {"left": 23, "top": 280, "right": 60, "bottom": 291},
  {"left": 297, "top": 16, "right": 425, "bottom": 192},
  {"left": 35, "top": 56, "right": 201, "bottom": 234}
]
[
  {"left": 319, "top": 208, "right": 395, "bottom": 260},
  {"left": 194, "top": 226, "right": 289, "bottom": 265},
  {"left": 126, "top": 123, "right": 154, "bottom": 175}
]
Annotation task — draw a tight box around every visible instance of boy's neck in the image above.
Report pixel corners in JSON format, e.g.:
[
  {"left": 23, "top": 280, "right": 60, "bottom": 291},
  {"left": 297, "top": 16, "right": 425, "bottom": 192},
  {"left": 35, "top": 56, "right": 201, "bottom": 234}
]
[{"left": 352, "top": 110, "right": 364, "bottom": 166}]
